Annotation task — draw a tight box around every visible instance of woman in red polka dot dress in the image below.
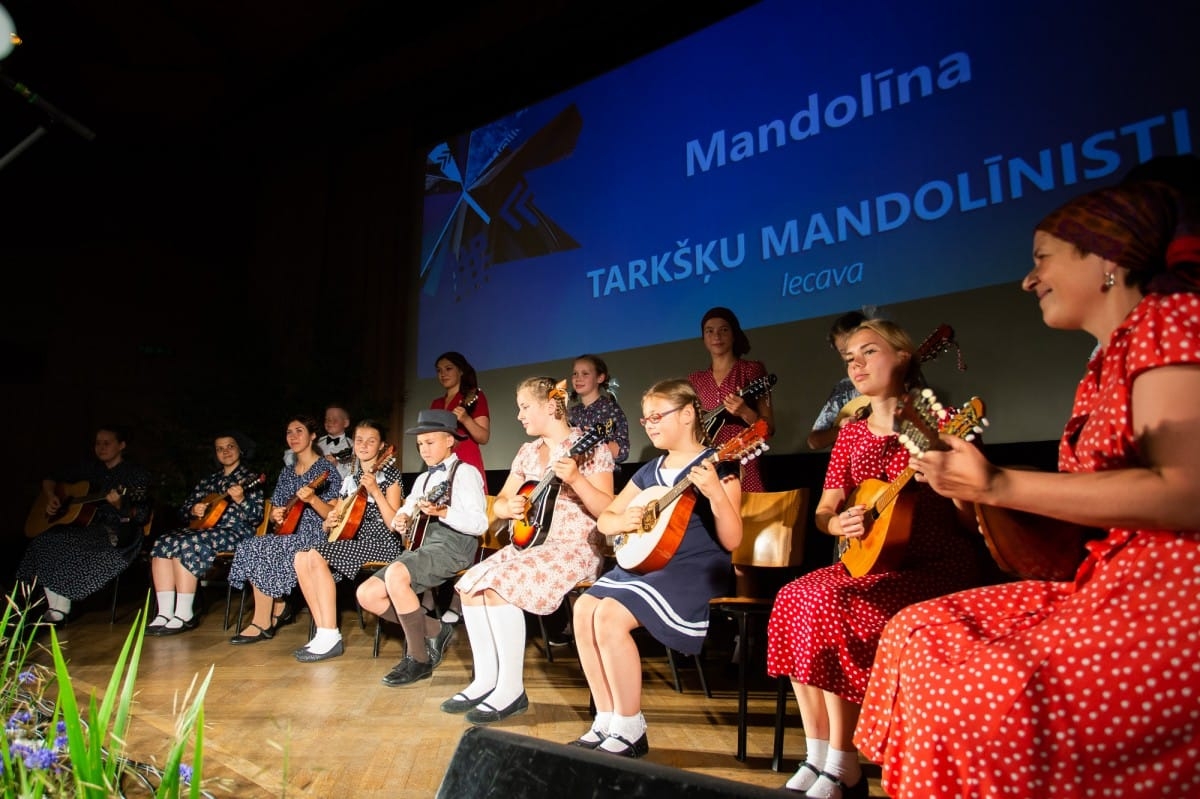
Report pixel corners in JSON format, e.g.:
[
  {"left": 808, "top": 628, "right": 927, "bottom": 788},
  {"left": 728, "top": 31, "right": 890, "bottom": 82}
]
[
  {"left": 766, "top": 318, "right": 991, "bottom": 799},
  {"left": 856, "top": 174, "right": 1200, "bottom": 798}
]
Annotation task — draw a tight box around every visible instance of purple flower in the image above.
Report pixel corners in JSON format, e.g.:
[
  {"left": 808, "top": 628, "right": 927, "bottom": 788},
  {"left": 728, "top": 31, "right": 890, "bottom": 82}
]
[
  {"left": 22, "top": 746, "right": 57, "bottom": 770},
  {"left": 179, "top": 763, "right": 194, "bottom": 785},
  {"left": 17, "top": 670, "right": 36, "bottom": 685}
]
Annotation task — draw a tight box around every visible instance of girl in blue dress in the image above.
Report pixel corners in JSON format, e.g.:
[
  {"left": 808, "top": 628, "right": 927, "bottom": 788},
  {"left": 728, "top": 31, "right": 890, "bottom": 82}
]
[{"left": 571, "top": 378, "right": 744, "bottom": 758}]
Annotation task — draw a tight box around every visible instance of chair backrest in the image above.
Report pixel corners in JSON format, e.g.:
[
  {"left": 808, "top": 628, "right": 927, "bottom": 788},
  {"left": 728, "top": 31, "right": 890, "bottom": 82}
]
[
  {"left": 255, "top": 500, "right": 273, "bottom": 537},
  {"left": 482, "top": 495, "right": 509, "bottom": 551},
  {"left": 143, "top": 510, "right": 155, "bottom": 537},
  {"left": 730, "top": 488, "right": 809, "bottom": 569}
]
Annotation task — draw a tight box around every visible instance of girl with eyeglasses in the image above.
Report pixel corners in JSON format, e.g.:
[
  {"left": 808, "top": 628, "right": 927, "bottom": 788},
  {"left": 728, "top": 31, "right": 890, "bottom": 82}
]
[{"left": 570, "top": 378, "right": 743, "bottom": 758}]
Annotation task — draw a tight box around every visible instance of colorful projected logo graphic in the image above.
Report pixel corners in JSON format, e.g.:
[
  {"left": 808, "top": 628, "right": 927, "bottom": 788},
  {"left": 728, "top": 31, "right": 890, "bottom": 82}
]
[{"left": 420, "top": 104, "right": 583, "bottom": 299}]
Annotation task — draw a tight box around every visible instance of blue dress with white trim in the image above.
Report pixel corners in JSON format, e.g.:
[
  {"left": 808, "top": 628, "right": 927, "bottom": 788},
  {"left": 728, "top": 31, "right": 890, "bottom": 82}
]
[{"left": 584, "top": 453, "right": 737, "bottom": 655}]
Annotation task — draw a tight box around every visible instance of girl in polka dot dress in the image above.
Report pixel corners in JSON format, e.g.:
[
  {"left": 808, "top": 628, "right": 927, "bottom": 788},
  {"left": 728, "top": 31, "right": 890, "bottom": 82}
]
[
  {"left": 766, "top": 319, "right": 991, "bottom": 799},
  {"left": 857, "top": 174, "right": 1200, "bottom": 798}
]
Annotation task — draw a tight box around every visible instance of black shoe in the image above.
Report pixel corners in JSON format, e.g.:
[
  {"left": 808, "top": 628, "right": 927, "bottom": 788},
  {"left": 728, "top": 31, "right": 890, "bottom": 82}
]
[
  {"left": 465, "top": 691, "right": 529, "bottom": 724},
  {"left": 425, "top": 621, "right": 455, "bottom": 668},
  {"left": 230, "top": 623, "right": 275, "bottom": 644},
  {"left": 271, "top": 603, "right": 294, "bottom": 629},
  {"left": 547, "top": 631, "right": 573, "bottom": 647},
  {"left": 598, "top": 731, "right": 649, "bottom": 758},
  {"left": 381, "top": 656, "right": 432, "bottom": 686},
  {"left": 154, "top": 616, "right": 200, "bottom": 636},
  {"left": 146, "top": 614, "right": 171, "bottom": 634},
  {"left": 815, "top": 772, "right": 868, "bottom": 799},
  {"left": 440, "top": 690, "right": 493, "bottom": 714},
  {"left": 566, "top": 731, "right": 605, "bottom": 749},
  {"left": 295, "top": 640, "right": 344, "bottom": 662}
]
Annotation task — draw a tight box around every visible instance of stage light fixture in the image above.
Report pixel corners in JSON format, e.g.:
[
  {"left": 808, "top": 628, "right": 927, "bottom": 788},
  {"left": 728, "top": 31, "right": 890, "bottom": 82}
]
[{"left": 0, "top": 3, "right": 16, "bottom": 61}]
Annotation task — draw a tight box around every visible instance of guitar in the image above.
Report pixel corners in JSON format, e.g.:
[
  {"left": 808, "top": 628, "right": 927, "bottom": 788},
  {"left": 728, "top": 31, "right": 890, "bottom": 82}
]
[
  {"left": 701, "top": 373, "right": 778, "bottom": 440},
  {"left": 188, "top": 473, "right": 266, "bottom": 531},
  {"left": 838, "top": 390, "right": 986, "bottom": 578},
  {"left": 25, "top": 482, "right": 128, "bottom": 537},
  {"left": 975, "top": 492, "right": 1104, "bottom": 582},
  {"left": 509, "top": 423, "right": 612, "bottom": 550},
  {"left": 272, "top": 471, "right": 330, "bottom": 535},
  {"left": 836, "top": 324, "right": 959, "bottom": 425},
  {"left": 405, "top": 479, "right": 451, "bottom": 551},
  {"left": 614, "top": 419, "right": 769, "bottom": 573},
  {"left": 327, "top": 446, "right": 397, "bottom": 542}
]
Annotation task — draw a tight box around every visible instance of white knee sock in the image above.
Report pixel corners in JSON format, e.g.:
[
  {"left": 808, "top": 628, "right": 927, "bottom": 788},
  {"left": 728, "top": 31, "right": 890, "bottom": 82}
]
[
  {"left": 459, "top": 604, "right": 498, "bottom": 700},
  {"left": 807, "top": 748, "right": 862, "bottom": 799},
  {"left": 306, "top": 627, "right": 342, "bottom": 654},
  {"left": 482, "top": 603, "right": 526, "bottom": 710},
  {"left": 44, "top": 588, "right": 71, "bottom": 615},
  {"left": 154, "top": 591, "right": 175, "bottom": 622},
  {"left": 785, "top": 738, "right": 828, "bottom": 791},
  {"left": 598, "top": 712, "right": 646, "bottom": 753}
]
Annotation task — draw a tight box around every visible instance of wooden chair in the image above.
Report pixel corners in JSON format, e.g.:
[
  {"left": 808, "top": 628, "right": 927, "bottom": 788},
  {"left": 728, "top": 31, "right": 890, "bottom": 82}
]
[
  {"left": 206, "top": 499, "right": 272, "bottom": 630},
  {"left": 709, "top": 487, "right": 810, "bottom": 762},
  {"left": 367, "top": 495, "right": 509, "bottom": 657},
  {"left": 109, "top": 509, "right": 155, "bottom": 623}
]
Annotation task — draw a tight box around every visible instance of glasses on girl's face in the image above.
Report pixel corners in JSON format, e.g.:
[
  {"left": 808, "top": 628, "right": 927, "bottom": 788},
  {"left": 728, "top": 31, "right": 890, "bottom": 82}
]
[{"left": 639, "top": 406, "right": 683, "bottom": 426}]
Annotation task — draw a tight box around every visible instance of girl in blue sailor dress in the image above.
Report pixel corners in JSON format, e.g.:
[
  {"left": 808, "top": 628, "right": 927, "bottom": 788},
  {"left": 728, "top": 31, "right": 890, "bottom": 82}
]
[
  {"left": 228, "top": 414, "right": 341, "bottom": 643},
  {"left": 571, "top": 378, "right": 743, "bottom": 758}
]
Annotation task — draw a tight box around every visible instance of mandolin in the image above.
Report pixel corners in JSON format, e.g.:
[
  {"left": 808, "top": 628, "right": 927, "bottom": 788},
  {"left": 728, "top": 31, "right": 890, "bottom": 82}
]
[
  {"left": 406, "top": 479, "right": 452, "bottom": 551},
  {"left": 327, "top": 446, "right": 396, "bottom": 542},
  {"left": 836, "top": 324, "right": 960, "bottom": 425},
  {"left": 25, "top": 482, "right": 127, "bottom": 538},
  {"left": 974, "top": 490, "right": 1103, "bottom": 582},
  {"left": 509, "top": 422, "right": 611, "bottom": 550},
  {"left": 189, "top": 473, "right": 266, "bottom": 531},
  {"left": 838, "top": 390, "right": 986, "bottom": 578},
  {"left": 273, "top": 471, "right": 330, "bottom": 535},
  {"left": 701, "top": 373, "right": 778, "bottom": 440},
  {"left": 614, "top": 420, "right": 769, "bottom": 573}
]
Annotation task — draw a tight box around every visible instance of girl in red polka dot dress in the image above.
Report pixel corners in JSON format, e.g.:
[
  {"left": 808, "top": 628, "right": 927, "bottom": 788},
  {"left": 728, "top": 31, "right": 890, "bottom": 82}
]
[
  {"left": 857, "top": 174, "right": 1200, "bottom": 798},
  {"left": 766, "top": 319, "right": 991, "bottom": 799}
]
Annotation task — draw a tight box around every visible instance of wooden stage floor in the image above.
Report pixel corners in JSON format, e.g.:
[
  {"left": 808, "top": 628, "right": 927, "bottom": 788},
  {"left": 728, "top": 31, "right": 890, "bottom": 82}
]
[{"left": 37, "top": 588, "right": 883, "bottom": 797}]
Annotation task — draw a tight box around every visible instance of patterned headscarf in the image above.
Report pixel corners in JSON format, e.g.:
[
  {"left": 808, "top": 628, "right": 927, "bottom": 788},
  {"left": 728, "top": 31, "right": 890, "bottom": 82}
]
[{"left": 1035, "top": 180, "right": 1200, "bottom": 294}]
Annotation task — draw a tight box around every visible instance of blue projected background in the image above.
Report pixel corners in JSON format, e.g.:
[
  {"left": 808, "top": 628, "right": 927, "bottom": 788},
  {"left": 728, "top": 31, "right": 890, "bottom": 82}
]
[{"left": 416, "top": 0, "right": 1197, "bottom": 376}]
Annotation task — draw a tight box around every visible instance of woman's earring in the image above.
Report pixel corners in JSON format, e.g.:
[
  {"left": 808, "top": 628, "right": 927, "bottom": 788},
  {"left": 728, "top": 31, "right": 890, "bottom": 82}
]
[{"left": 1102, "top": 272, "right": 1116, "bottom": 291}]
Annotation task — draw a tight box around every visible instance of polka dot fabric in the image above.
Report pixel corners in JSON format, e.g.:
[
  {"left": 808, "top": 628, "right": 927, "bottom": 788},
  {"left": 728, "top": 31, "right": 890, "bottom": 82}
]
[
  {"left": 766, "top": 420, "right": 989, "bottom": 703},
  {"left": 856, "top": 294, "right": 1200, "bottom": 798}
]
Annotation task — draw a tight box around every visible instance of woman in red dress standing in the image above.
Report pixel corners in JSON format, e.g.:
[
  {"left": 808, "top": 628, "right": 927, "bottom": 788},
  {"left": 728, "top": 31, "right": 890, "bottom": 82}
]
[
  {"left": 856, "top": 174, "right": 1200, "bottom": 798},
  {"left": 765, "top": 319, "right": 990, "bottom": 799},
  {"left": 430, "top": 351, "right": 490, "bottom": 477},
  {"left": 687, "top": 307, "right": 774, "bottom": 491}
]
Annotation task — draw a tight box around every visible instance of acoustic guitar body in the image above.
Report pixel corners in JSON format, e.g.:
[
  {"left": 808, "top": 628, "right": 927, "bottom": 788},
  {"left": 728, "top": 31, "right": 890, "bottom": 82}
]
[
  {"left": 975, "top": 504, "right": 1100, "bottom": 581},
  {"left": 838, "top": 478, "right": 917, "bottom": 578},
  {"left": 510, "top": 479, "right": 561, "bottom": 550},
  {"left": 613, "top": 485, "right": 697, "bottom": 574},
  {"left": 273, "top": 472, "right": 329, "bottom": 535},
  {"left": 25, "top": 481, "right": 117, "bottom": 537}
]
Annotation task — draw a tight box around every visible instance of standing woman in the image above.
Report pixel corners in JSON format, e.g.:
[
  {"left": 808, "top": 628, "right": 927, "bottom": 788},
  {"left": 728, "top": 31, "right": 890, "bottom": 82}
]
[
  {"left": 571, "top": 379, "right": 743, "bottom": 758},
  {"left": 856, "top": 176, "right": 1200, "bottom": 798},
  {"left": 568, "top": 353, "right": 631, "bottom": 465},
  {"left": 432, "top": 351, "right": 491, "bottom": 477},
  {"left": 228, "top": 414, "right": 341, "bottom": 644},
  {"left": 765, "top": 319, "right": 988, "bottom": 799},
  {"left": 18, "top": 425, "right": 152, "bottom": 623},
  {"left": 147, "top": 431, "right": 264, "bottom": 635},
  {"left": 687, "top": 307, "right": 774, "bottom": 491},
  {"left": 293, "top": 418, "right": 404, "bottom": 661},
  {"left": 443, "top": 377, "right": 614, "bottom": 723}
]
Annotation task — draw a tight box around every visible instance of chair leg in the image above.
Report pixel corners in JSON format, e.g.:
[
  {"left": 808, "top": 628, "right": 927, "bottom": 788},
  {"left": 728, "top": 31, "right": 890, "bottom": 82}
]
[
  {"left": 373, "top": 616, "right": 383, "bottom": 658},
  {"left": 665, "top": 647, "right": 683, "bottom": 693},
  {"left": 224, "top": 581, "right": 234, "bottom": 630},
  {"left": 694, "top": 652, "right": 711, "bottom": 699},
  {"left": 537, "top": 614, "right": 554, "bottom": 663},
  {"left": 110, "top": 577, "right": 120, "bottom": 625},
  {"left": 772, "top": 674, "right": 789, "bottom": 772},
  {"left": 734, "top": 610, "right": 750, "bottom": 761}
]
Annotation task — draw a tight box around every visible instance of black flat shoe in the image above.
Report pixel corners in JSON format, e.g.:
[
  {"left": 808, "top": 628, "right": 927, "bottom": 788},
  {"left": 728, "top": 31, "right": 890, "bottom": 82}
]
[
  {"left": 295, "top": 640, "right": 344, "bottom": 662},
  {"left": 230, "top": 622, "right": 275, "bottom": 644},
  {"left": 271, "top": 603, "right": 294, "bottom": 629},
  {"left": 154, "top": 616, "right": 201, "bottom": 636},
  {"left": 814, "top": 772, "right": 868, "bottom": 799},
  {"left": 440, "top": 690, "right": 493, "bottom": 714},
  {"left": 381, "top": 656, "right": 432, "bottom": 686},
  {"left": 566, "top": 731, "right": 605, "bottom": 749},
  {"left": 598, "top": 731, "right": 649, "bottom": 758},
  {"left": 425, "top": 621, "right": 455, "bottom": 668},
  {"left": 465, "top": 691, "right": 529, "bottom": 724}
]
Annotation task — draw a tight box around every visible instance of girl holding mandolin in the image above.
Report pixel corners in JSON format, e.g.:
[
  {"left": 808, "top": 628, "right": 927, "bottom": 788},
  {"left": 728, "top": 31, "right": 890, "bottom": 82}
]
[
  {"left": 857, "top": 166, "right": 1200, "bottom": 798},
  {"left": 571, "top": 378, "right": 743, "bottom": 759},
  {"left": 445, "top": 377, "right": 614, "bottom": 724},
  {"left": 765, "top": 320, "right": 988, "bottom": 799},
  {"left": 146, "top": 431, "right": 264, "bottom": 636},
  {"left": 228, "top": 414, "right": 341, "bottom": 644},
  {"left": 292, "top": 418, "right": 404, "bottom": 661}
]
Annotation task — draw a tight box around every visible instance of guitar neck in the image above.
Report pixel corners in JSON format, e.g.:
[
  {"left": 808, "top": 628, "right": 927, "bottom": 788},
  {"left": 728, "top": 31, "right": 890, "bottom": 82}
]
[
  {"left": 868, "top": 466, "right": 917, "bottom": 517},
  {"left": 643, "top": 452, "right": 713, "bottom": 525}
]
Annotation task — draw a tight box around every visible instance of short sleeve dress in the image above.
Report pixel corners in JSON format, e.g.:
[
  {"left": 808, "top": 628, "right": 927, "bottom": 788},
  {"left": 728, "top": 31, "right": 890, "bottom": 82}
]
[
  {"left": 150, "top": 464, "right": 266, "bottom": 577},
  {"left": 229, "top": 458, "right": 341, "bottom": 597},
  {"left": 568, "top": 394, "right": 631, "bottom": 464},
  {"left": 303, "top": 461, "right": 405, "bottom": 581},
  {"left": 855, "top": 294, "right": 1200, "bottom": 798},
  {"left": 765, "top": 419, "right": 989, "bottom": 703},
  {"left": 433, "top": 390, "right": 490, "bottom": 477},
  {"left": 688, "top": 359, "right": 769, "bottom": 491},
  {"left": 455, "top": 429, "right": 613, "bottom": 615},
  {"left": 586, "top": 453, "right": 740, "bottom": 655}
]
